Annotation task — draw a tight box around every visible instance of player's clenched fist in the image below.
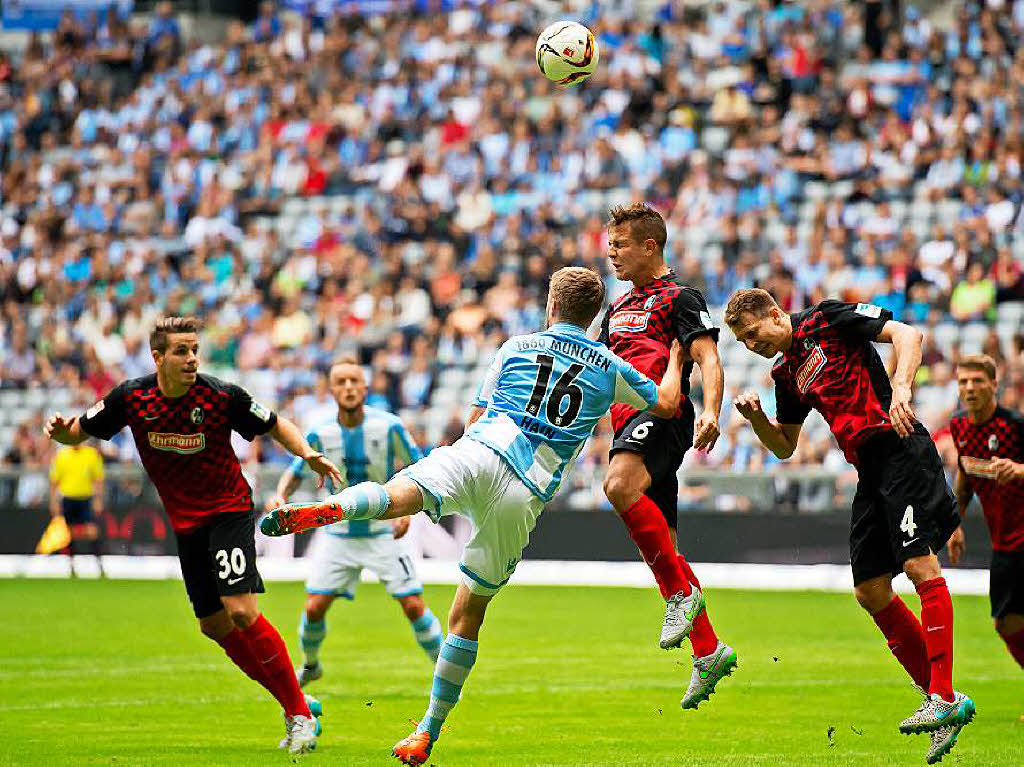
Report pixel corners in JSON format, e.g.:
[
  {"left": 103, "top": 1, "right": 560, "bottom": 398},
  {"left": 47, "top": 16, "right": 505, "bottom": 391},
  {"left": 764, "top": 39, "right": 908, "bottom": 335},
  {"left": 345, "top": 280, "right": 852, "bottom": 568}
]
[{"left": 734, "top": 392, "right": 763, "bottom": 420}]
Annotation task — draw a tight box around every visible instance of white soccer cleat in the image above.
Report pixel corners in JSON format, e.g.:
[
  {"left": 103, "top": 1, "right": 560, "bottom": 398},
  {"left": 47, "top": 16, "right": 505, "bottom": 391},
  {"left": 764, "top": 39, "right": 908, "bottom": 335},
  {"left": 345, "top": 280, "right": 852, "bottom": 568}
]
[
  {"left": 660, "top": 587, "right": 704, "bottom": 649},
  {"left": 279, "top": 696, "right": 323, "bottom": 749},
  {"left": 288, "top": 714, "right": 319, "bottom": 754}
]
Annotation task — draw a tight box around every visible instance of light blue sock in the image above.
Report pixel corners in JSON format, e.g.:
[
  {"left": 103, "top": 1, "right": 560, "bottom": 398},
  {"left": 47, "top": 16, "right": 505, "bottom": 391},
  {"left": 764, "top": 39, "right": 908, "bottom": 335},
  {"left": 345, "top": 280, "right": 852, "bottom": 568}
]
[
  {"left": 417, "top": 634, "right": 478, "bottom": 741},
  {"left": 410, "top": 608, "right": 443, "bottom": 662},
  {"left": 328, "top": 481, "right": 390, "bottom": 520},
  {"left": 299, "top": 614, "right": 326, "bottom": 665}
]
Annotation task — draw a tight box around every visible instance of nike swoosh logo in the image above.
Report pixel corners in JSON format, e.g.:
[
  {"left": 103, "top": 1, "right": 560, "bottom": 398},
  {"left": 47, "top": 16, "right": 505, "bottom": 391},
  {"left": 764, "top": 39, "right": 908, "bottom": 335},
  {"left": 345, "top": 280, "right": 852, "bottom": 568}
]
[
  {"left": 227, "top": 576, "right": 244, "bottom": 585},
  {"left": 957, "top": 440, "right": 967, "bottom": 447},
  {"left": 927, "top": 625, "right": 946, "bottom": 632},
  {"left": 143, "top": 414, "right": 160, "bottom": 421},
  {"left": 903, "top": 538, "right": 918, "bottom": 548}
]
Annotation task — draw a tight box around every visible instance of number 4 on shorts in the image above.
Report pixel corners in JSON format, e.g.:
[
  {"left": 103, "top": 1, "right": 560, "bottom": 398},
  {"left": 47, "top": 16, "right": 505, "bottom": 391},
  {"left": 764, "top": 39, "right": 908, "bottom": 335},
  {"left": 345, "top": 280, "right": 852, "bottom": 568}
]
[{"left": 900, "top": 505, "right": 917, "bottom": 538}]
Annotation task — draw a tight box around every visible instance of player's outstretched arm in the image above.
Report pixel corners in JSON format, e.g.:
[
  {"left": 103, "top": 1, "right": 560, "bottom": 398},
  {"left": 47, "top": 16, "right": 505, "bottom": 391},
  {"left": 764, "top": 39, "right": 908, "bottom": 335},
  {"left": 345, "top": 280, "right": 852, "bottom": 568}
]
[
  {"left": 269, "top": 415, "right": 343, "bottom": 489},
  {"left": 649, "top": 340, "right": 685, "bottom": 418},
  {"left": 689, "top": 335, "right": 724, "bottom": 451},
  {"left": 734, "top": 392, "right": 802, "bottom": 459},
  {"left": 44, "top": 413, "right": 88, "bottom": 446},
  {"left": 876, "top": 320, "right": 923, "bottom": 437},
  {"left": 267, "top": 466, "right": 303, "bottom": 511}
]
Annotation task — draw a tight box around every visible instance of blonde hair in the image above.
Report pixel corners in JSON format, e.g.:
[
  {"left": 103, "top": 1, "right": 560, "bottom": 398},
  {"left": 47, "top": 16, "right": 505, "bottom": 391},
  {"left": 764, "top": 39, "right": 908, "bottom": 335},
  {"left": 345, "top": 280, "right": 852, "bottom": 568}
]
[
  {"left": 150, "top": 316, "right": 203, "bottom": 352},
  {"left": 549, "top": 267, "right": 606, "bottom": 327},
  {"left": 724, "top": 289, "right": 779, "bottom": 327}
]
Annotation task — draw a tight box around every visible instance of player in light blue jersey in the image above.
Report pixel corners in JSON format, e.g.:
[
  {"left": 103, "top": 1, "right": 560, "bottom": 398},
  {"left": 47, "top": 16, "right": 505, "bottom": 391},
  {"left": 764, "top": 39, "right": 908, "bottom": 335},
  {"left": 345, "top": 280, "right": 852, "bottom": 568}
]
[
  {"left": 261, "top": 267, "right": 688, "bottom": 765},
  {"left": 268, "top": 357, "right": 443, "bottom": 688}
]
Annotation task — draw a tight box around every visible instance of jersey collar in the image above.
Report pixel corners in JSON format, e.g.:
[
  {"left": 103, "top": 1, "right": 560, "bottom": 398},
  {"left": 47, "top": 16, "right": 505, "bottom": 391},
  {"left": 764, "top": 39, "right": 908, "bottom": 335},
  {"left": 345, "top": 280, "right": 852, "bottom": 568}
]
[{"left": 549, "top": 322, "right": 588, "bottom": 336}]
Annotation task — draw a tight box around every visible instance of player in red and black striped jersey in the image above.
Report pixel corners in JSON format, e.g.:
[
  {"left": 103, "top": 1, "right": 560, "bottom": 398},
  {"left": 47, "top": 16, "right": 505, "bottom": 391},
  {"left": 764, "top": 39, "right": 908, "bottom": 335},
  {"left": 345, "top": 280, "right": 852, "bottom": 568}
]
[
  {"left": 44, "top": 316, "right": 343, "bottom": 755},
  {"left": 597, "top": 203, "right": 736, "bottom": 710},
  {"left": 726, "top": 289, "right": 974, "bottom": 763},
  {"left": 946, "top": 354, "right": 1024, "bottom": 682}
]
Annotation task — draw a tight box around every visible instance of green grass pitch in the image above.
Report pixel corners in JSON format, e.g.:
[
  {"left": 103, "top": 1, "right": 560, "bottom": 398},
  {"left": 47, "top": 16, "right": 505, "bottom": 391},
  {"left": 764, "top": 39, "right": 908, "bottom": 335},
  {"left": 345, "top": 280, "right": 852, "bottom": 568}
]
[{"left": 1, "top": 579, "right": 1020, "bottom": 766}]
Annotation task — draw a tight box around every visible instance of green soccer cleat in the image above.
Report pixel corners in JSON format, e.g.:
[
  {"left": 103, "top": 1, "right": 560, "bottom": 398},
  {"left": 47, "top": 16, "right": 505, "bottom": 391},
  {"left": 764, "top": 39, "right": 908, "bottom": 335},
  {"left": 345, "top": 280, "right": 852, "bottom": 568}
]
[
  {"left": 680, "top": 640, "right": 738, "bottom": 710},
  {"left": 899, "top": 691, "right": 976, "bottom": 735},
  {"left": 660, "top": 587, "right": 705, "bottom": 649}
]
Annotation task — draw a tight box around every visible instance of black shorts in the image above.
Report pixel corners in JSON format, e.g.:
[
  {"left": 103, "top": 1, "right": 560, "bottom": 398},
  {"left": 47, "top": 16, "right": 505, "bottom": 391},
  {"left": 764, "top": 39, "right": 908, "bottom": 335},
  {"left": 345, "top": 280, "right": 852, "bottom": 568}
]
[
  {"left": 61, "top": 497, "right": 94, "bottom": 526},
  {"left": 990, "top": 549, "right": 1024, "bottom": 619},
  {"left": 174, "top": 510, "right": 265, "bottom": 619},
  {"left": 850, "top": 426, "right": 960, "bottom": 586},
  {"left": 609, "top": 399, "right": 694, "bottom": 529}
]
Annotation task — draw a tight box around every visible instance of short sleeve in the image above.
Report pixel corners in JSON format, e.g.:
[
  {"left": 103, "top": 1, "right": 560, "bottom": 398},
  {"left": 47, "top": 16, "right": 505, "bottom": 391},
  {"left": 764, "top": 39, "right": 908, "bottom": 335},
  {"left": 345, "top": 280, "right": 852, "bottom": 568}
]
[
  {"left": 472, "top": 340, "right": 511, "bottom": 407},
  {"left": 673, "top": 287, "right": 720, "bottom": 348},
  {"left": 91, "top": 449, "right": 104, "bottom": 482},
  {"left": 79, "top": 383, "right": 129, "bottom": 440},
  {"left": 227, "top": 384, "right": 278, "bottom": 441},
  {"left": 390, "top": 421, "right": 422, "bottom": 468},
  {"left": 774, "top": 375, "right": 811, "bottom": 426},
  {"left": 611, "top": 354, "right": 659, "bottom": 410},
  {"left": 817, "top": 300, "right": 893, "bottom": 341}
]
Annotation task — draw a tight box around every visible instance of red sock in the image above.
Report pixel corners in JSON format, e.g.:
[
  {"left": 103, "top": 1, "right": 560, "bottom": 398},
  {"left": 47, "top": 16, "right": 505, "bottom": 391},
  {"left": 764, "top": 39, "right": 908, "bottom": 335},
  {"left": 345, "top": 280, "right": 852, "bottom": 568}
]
[
  {"left": 871, "top": 596, "right": 930, "bottom": 690},
  {"left": 619, "top": 496, "right": 690, "bottom": 599},
  {"left": 916, "top": 578, "right": 955, "bottom": 702},
  {"left": 1002, "top": 628, "right": 1024, "bottom": 669},
  {"left": 243, "top": 614, "right": 311, "bottom": 717},
  {"left": 218, "top": 627, "right": 272, "bottom": 686},
  {"left": 676, "top": 554, "right": 718, "bottom": 656}
]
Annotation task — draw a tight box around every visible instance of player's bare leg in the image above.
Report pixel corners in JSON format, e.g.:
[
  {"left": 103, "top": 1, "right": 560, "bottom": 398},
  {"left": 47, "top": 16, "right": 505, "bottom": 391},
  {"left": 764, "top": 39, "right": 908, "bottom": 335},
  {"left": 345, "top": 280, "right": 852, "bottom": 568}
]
[
  {"left": 394, "top": 584, "right": 490, "bottom": 765},
  {"left": 261, "top": 477, "right": 423, "bottom": 535},
  {"left": 604, "top": 452, "right": 702, "bottom": 648},
  {"left": 297, "top": 593, "right": 334, "bottom": 687}
]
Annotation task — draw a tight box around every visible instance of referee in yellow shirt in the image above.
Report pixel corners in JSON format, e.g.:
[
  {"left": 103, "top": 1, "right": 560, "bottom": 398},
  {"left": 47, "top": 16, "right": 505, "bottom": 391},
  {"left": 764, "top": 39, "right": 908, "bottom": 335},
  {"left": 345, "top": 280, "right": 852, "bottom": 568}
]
[{"left": 49, "top": 444, "right": 105, "bottom": 577}]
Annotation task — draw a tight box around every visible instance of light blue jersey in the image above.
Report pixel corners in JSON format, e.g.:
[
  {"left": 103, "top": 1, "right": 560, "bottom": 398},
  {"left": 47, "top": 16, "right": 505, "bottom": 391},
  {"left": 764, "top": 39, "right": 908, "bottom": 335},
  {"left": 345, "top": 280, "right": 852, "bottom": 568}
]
[
  {"left": 467, "top": 322, "right": 659, "bottom": 502},
  {"left": 291, "top": 406, "right": 421, "bottom": 537}
]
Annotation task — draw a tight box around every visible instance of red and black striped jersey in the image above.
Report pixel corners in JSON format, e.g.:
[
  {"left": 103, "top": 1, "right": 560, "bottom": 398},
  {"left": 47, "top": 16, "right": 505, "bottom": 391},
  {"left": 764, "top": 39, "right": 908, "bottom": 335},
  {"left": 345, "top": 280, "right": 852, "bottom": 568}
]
[
  {"left": 772, "top": 300, "right": 895, "bottom": 466},
  {"left": 950, "top": 406, "right": 1024, "bottom": 552},
  {"left": 598, "top": 271, "right": 719, "bottom": 433},
  {"left": 79, "top": 373, "right": 277, "bottom": 533}
]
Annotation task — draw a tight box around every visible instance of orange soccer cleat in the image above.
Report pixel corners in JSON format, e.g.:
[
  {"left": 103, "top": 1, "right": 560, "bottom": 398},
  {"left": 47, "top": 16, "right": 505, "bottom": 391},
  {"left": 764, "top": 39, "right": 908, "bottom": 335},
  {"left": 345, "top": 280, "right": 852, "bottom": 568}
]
[
  {"left": 259, "top": 501, "right": 346, "bottom": 536},
  {"left": 391, "top": 729, "right": 434, "bottom": 765}
]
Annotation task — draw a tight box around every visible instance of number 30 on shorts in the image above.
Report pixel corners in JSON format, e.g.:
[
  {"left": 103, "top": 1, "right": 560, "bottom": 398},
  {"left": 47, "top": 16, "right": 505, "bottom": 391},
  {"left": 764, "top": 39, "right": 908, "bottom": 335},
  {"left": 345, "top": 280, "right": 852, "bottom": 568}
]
[{"left": 215, "top": 548, "right": 247, "bottom": 580}]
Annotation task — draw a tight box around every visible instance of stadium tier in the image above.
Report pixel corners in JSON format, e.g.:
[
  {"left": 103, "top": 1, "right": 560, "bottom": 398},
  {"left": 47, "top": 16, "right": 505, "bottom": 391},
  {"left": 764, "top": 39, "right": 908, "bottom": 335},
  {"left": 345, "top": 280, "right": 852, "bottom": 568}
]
[{"left": 2, "top": 0, "right": 1022, "bottom": 517}]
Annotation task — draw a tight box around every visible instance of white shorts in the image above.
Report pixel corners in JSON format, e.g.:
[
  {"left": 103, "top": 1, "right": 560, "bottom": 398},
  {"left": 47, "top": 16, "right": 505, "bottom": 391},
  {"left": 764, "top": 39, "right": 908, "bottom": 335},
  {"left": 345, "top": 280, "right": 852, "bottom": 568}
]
[
  {"left": 399, "top": 437, "right": 545, "bottom": 596},
  {"left": 304, "top": 530, "right": 422, "bottom": 600}
]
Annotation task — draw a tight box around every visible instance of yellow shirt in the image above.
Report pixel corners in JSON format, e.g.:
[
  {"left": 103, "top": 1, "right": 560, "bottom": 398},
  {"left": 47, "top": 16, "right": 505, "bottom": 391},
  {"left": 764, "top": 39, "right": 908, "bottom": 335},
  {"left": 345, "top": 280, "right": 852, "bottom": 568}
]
[{"left": 50, "top": 446, "right": 104, "bottom": 499}]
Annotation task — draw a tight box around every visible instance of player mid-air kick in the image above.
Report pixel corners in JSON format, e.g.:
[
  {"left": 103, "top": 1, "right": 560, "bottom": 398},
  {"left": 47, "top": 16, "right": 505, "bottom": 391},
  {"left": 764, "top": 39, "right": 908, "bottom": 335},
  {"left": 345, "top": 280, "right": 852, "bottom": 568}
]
[
  {"left": 725, "top": 289, "right": 975, "bottom": 764},
  {"left": 261, "top": 267, "right": 689, "bottom": 765}
]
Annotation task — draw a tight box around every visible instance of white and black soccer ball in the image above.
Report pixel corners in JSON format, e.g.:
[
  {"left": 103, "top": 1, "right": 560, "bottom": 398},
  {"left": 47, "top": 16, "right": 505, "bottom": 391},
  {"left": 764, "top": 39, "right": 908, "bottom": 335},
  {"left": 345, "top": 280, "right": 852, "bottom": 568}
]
[{"left": 535, "top": 21, "right": 600, "bottom": 87}]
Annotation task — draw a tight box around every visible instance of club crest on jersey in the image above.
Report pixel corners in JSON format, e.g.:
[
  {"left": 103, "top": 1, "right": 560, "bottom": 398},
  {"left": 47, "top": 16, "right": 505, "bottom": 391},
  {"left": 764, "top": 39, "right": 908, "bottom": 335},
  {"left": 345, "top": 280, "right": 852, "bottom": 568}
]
[
  {"left": 148, "top": 432, "right": 205, "bottom": 454},
  {"left": 795, "top": 344, "right": 827, "bottom": 393},
  {"left": 989, "top": 434, "right": 999, "bottom": 451},
  {"left": 643, "top": 295, "right": 658, "bottom": 311},
  {"left": 190, "top": 407, "right": 204, "bottom": 425},
  {"left": 609, "top": 311, "right": 650, "bottom": 333}
]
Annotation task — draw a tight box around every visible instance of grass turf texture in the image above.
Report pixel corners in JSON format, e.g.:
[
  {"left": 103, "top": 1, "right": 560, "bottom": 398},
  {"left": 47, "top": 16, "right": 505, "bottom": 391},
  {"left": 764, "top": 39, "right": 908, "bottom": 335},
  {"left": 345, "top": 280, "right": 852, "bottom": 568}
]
[{"left": 1, "top": 579, "right": 1020, "bottom": 766}]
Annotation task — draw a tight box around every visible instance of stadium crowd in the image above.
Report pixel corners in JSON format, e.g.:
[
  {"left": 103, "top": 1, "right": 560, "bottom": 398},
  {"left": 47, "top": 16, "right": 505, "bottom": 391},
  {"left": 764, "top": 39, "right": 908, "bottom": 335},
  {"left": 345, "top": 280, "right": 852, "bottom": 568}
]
[{"left": 2, "top": 0, "right": 1024, "bottom": 512}]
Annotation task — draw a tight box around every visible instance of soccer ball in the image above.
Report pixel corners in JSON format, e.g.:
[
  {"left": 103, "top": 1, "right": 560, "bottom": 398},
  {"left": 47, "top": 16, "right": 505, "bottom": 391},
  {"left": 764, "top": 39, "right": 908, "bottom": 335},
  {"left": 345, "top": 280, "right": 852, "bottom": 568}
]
[{"left": 536, "top": 21, "right": 600, "bottom": 87}]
